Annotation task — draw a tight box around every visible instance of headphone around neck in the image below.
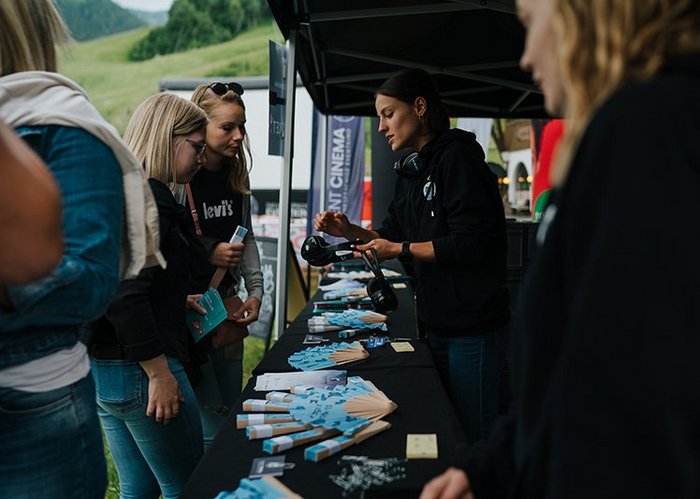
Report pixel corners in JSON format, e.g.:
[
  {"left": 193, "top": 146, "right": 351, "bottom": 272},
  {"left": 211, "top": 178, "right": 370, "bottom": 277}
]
[{"left": 393, "top": 151, "right": 424, "bottom": 178}]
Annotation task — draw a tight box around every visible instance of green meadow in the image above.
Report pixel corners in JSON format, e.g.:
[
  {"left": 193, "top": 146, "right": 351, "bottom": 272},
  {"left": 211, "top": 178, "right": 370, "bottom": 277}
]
[{"left": 59, "top": 20, "right": 282, "bottom": 133}]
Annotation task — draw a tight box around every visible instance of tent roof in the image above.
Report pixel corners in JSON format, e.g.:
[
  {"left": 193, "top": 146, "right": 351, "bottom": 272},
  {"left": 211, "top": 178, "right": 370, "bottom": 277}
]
[{"left": 267, "top": 0, "right": 545, "bottom": 118}]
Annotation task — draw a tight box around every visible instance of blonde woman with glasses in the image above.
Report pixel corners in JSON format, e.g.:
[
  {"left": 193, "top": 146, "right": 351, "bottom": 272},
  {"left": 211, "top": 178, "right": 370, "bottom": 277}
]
[
  {"left": 422, "top": 1, "right": 700, "bottom": 498},
  {"left": 187, "top": 82, "right": 264, "bottom": 449},
  {"left": 86, "top": 94, "right": 210, "bottom": 499}
]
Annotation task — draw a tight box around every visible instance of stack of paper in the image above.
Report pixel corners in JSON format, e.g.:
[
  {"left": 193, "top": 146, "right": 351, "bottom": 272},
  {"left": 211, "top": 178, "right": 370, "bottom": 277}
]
[{"left": 253, "top": 370, "right": 347, "bottom": 392}]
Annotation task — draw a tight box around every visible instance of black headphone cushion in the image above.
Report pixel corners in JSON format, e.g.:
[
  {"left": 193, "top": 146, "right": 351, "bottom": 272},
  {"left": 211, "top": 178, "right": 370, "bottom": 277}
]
[
  {"left": 393, "top": 151, "right": 423, "bottom": 178},
  {"left": 301, "top": 235, "right": 355, "bottom": 267},
  {"left": 367, "top": 277, "right": 398, "bottom": 313}
]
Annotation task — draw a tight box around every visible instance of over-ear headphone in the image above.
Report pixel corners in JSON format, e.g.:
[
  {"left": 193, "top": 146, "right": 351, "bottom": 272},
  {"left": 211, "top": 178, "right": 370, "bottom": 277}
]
[
  {"left": 393, "top": 151, "right": 424, "bottom": 178},
  {"left": 301, "top": 235, "right": 358, "bottom": 267},
  {"left": 361, "top": 249, "right": 398, "bottom": 313}
]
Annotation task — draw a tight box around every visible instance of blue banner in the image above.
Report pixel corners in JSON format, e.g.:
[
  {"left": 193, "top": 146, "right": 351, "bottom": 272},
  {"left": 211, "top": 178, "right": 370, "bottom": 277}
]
[{"left": 307, "top": 111, "right": 365, "bottom": 238}]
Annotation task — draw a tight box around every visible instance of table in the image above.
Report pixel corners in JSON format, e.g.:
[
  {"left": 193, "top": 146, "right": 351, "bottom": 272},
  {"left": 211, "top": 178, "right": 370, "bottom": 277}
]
[{"left": 182, "top": 268, "right": 468, "bottom": 498}]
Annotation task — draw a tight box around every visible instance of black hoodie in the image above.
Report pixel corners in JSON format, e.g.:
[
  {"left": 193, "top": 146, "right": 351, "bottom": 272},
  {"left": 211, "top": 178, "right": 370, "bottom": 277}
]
[{"left": 377, "top": 129, "right": 509, "bottom": 335}]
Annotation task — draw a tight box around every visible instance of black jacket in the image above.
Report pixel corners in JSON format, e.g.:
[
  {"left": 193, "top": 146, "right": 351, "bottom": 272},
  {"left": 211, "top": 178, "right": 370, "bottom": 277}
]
[
  {"left": 466, "top": 55, "right": 700, "bottom": 498},
  {"left": 377, "top": 129, "right": 509, "bottom": 335},
  {"left": 88, "top": 179, "right": 208, "bottom": 362}
]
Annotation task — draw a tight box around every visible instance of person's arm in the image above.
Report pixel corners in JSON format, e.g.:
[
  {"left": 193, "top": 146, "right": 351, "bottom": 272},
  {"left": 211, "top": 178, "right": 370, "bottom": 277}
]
[
  {"left": 232, "top": 198, "right": 262, "bottom": 325},
  {"left": 0, "top": 121, "right": 62, "bottom": 284},
  {"left": 313, "top": 210, "right": 380, "bottom": 242},
  {"left": 420, "top": 468, "right": 474, "bottom": 499},
  {"left": 139, "top": 354, "right": 184, "bottom": 424},
  {"left": 353, "top": 239, "right": 436, "bottom": 263},
  {"left": 421, "top": 410, "right": 516, "bottom": 499},
  {"left": 0, "top": 127, "right": 123, "bottom": 324},
  {"left": 105, "top": 197, "right": 186, "bottom": 424}
]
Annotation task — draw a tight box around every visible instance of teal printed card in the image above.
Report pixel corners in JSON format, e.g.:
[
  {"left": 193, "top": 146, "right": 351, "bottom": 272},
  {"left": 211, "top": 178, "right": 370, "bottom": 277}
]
[{"left": 186, "top": 288, "right": 228, "bottom": 343}]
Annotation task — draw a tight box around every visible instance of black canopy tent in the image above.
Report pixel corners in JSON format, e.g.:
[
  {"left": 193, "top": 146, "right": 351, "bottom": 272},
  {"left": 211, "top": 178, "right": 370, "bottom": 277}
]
[
  {"left": 267, "top": 0, "right": 545, "bottom": 118},
  {"left": 266, "top": 0, "right": 545, "bottom": 341}
]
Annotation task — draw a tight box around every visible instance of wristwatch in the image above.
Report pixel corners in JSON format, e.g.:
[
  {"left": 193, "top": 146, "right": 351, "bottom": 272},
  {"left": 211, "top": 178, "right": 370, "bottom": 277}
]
[{"left": 398, "top": 241, "right": 412, "bottom": 262}]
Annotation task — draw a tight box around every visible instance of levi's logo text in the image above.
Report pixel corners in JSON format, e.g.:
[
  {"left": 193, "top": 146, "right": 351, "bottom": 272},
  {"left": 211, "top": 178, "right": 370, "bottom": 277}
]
[{"left": 202, "top": 200, "right": 234, "bottom": 220}]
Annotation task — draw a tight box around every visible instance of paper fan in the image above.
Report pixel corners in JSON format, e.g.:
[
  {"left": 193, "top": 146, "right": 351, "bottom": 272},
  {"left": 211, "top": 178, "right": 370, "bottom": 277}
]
[
  {"left": 213, "top": 476, "right": 301, "bottom": 499},
  {"left": 304, "top": 420, "right": 392, "bottom": 462},
  {"left": 308, "top": 309, "right": 388, "bottom": 333},
  {"left": 326, "top": 269, "right": 402, "bottom": 280},
  {"left": 288, "top": 342, "right": 369, "bottom": 371},
  {"left": 238, "top": 376, "right": 398, "bottom": 459}
]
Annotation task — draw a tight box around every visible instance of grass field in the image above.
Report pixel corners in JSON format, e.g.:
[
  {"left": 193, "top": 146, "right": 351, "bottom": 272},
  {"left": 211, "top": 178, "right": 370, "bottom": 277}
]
[{"left": 59, "top": 20, "right": 282, "bottom": 133}]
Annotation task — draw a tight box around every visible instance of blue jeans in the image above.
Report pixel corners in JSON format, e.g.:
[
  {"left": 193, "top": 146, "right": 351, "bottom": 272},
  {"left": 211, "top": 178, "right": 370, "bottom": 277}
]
[
  {"left": 92, "top": 358, "right": 203, "bottom": 499},
  {"left": 428, "top": 323, "right": 508, "bottom": 442},
  {"left": 194, "top": 342, "right": 243, "bottom": 449},
  {"left": 0, "top": 374, "right": 107, "bottom": 498}
]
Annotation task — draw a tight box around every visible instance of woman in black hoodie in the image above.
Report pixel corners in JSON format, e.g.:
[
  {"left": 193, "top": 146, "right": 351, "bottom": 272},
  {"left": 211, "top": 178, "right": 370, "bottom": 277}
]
[
  {"left": 88, "top": 94, "right": 209, "bottom": 499},
  {"left": 314, "top": 68, "right": 510, "bottom": 443}
]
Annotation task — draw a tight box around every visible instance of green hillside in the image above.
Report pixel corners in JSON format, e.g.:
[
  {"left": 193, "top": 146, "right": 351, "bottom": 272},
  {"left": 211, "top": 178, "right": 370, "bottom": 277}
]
[
  {"left": 59, "top": 20, "right": 282, "bottom": 133},
  {"left": 55, "top": 0, "right": 145, "bottom": 41}
]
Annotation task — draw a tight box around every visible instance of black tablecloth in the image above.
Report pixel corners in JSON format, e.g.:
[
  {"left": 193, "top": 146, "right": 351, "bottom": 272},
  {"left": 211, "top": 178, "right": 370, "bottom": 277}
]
[
  {"left": 252, "top": 285, "right": 435, "bottom": 375},
  {"left": 182, "top": 367, "right": 467, "bottom": 499},
  {"left": 182, "top": 261, "right": 468, "bottom": 499}
]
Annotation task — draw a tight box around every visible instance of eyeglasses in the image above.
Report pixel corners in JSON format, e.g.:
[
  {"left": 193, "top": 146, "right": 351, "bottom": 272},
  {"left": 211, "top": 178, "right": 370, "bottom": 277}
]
[
  {"left": 208, "top": 82, "right": 244, "bottom": 96},
  {"left": 186, "top": 138, "right": 207, "bottom": 158}
]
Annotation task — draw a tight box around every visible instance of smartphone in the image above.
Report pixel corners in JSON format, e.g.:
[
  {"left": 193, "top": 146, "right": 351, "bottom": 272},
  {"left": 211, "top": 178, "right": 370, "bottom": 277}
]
[{"left": 229, "top": 225, "right": 248, "bottom": 244}]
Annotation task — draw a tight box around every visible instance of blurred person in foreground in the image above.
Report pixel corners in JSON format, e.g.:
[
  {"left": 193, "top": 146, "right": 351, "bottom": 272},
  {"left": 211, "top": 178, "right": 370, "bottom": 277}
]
[
  {"left": 0, "top": 119, "right": 62, "bottom": 284},
  {"left": 0, "top": 0, "right": 161, "bottom": 497},
  {"left": 421, "top": 0, "right": 700, "bottom": 498}
]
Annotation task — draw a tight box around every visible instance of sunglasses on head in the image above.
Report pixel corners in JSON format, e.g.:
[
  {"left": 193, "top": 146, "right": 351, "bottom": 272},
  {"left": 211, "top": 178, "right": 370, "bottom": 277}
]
[{"left": 208, "top": 82, "right": 244, "bottom": 96}]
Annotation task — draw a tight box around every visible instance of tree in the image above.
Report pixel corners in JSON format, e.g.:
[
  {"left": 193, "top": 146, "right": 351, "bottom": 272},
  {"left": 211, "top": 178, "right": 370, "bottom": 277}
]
[{"left": 128, "top": 0, "right": 272, "bottom": 62}]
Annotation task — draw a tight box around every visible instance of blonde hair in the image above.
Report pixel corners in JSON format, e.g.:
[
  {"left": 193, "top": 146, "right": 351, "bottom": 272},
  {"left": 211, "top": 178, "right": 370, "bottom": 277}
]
[
  {"left": 124, "top": 93, "right": 208, "bottom": 188},
  {"left": 192, "top": 83, "right": 252, "bottom": 194},
  {"left": 0, "top": 0, "right": 71, "bottom": 76},
  {"left": 551, "top": 0, "right": 700, "bottom": 185}
]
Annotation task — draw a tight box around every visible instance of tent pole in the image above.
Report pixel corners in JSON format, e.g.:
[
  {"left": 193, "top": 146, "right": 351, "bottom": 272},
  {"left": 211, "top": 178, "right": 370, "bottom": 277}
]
[
  {"left": 274, "top": 29, "right": 297, "bottom": 342},
  {"left": 319, "top": 113, "right": 328, "bottom": 217}
]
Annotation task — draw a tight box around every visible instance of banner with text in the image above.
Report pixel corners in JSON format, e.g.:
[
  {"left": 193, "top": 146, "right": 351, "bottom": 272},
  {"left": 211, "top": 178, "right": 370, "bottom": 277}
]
[{"left": 307, "top": 111, "right": 365, "bottom": 238}]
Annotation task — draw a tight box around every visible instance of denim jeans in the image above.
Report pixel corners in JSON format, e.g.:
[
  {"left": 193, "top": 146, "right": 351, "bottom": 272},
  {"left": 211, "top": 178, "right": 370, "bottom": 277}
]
[
  {"left": 0, "top": 374, "right": 107, "bottom": 498},
  {"left": 91, "top": 358, "right": 203, "bottom": 499},
  {"left": 428, "top": 323, "right": 508, "bottom": 442},
  {"left": 194, "top": 342, "right": 243, "bottom": 449}
]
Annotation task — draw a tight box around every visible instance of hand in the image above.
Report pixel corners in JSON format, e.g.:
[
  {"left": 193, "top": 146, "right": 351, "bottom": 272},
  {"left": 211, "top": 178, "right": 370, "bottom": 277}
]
[
  {"left": 139, "top": 355, "right": 184, "bottom": 424},
  {"left": 314, "top": 211, "right": 351, "bottom": 239},
  {"left": 210, "top": 241, "right": 245, "bottom": 267},
  {"left": 353, "top": 239, "right": 401, "bottom": 262},
  {"left": 232, "top": 296, "right": 261, "bottom": 326},
  {"left": 186, "top": 294, "right": 206, "bottom": 314},
  {"left": 420, "top": 467, "right": 474, "bottom": 499}
]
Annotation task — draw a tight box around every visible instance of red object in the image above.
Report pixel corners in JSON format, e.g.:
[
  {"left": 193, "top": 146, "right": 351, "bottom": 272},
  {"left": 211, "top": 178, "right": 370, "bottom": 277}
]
[
  {"left": 532, "top": 119, "right": 563, "bottom": 218},
  {"left": 361, "top": 178, "right": 372, "bottom": 227}
]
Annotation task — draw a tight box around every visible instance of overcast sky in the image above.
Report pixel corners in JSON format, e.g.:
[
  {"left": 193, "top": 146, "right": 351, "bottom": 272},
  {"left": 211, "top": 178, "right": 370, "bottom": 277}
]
[{"left": 112, "top": 0, "right": 173, "bottom": 12}]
